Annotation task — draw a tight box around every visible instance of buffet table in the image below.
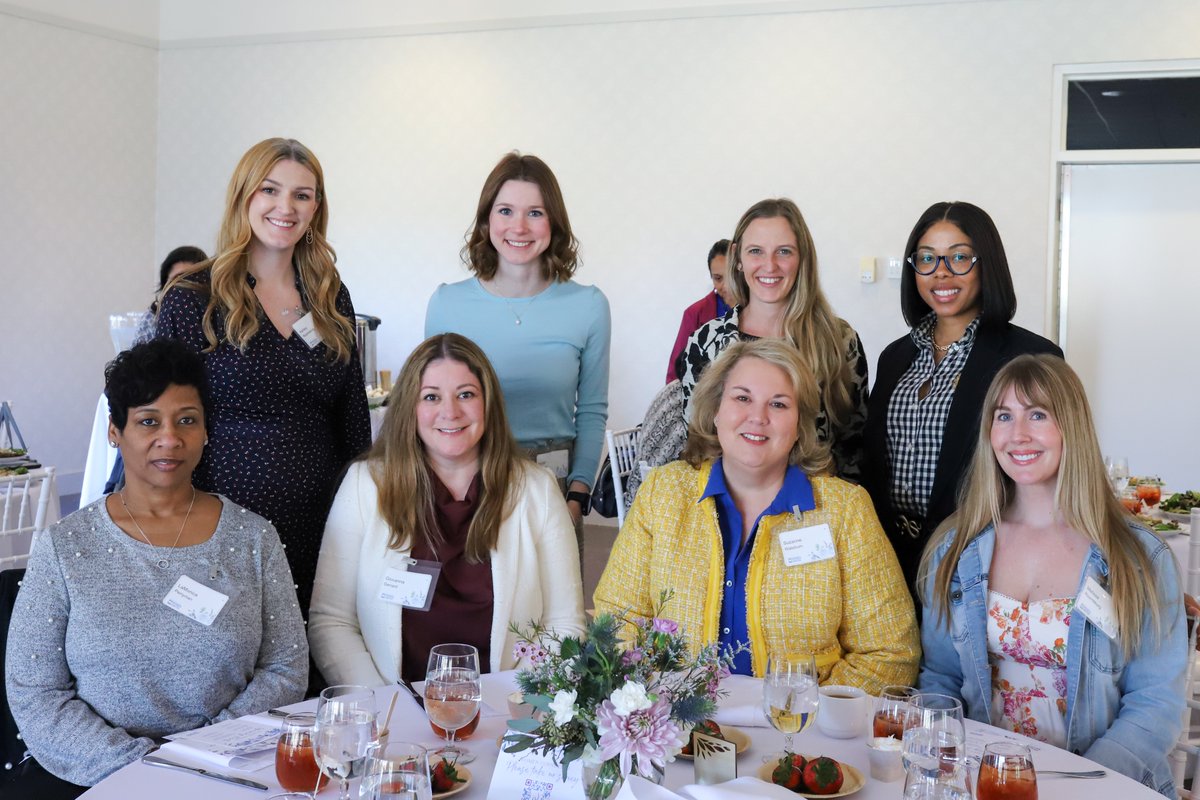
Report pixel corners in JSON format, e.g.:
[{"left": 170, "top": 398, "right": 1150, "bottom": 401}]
[{"left": 81, "top": 671, "right": 1164, "bottom": 799}]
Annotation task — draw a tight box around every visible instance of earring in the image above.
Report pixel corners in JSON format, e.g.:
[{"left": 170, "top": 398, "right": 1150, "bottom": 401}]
[
  {"left": 109, "top": 440, "right": 117, "bottom": 447},
  {"left": 305, "top": 227, "right": 314, "bottom": 245},
  {"left": 203, "top": 439, "right": 209, "bottom": 446}
]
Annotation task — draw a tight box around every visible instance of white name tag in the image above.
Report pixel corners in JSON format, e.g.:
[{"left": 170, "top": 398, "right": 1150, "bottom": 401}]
[
  {"left": 1076, "top": 575, "right": 1118, "bottom": 639},
  {"left": 778, "top": 523, "right": 836, "bottom": 567},
  {"left": 291, "top": 312, "right": 322, "bottom": 348},
  {"left": 163, "top": 575, "right": 229, "bottom": 626},
  {"left": 378, "top": 566, "right": 433, "bottom": 609}
]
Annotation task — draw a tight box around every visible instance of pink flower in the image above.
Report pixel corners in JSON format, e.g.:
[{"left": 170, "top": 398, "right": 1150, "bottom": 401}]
[
  {"left": 651, "top": 618, "right": 678, "bottom": 635},
  {"left": 595, "top": 697, "right": 686, "bottom": 778},
  {"left": 621, "top": 648, "right": 644, "bottom": 666}
]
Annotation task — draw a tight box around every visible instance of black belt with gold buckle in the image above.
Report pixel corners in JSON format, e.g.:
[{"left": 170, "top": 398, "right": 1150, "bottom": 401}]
[{"left": 896, "top": 514, "right": 924, "bottom": 539}]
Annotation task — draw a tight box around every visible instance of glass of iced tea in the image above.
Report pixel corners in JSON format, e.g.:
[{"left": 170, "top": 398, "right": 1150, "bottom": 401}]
[
  {"left": 872, "top": 685, "right": 915, "bottom": 740},
  {"left": 977, "top": 741, "right": 1037, "bottom": 800},
  {"left": 275, "top": 712, "right": 329, "bottom": 793},
  {"left": 1119, "top": 490, "right": 1142, "bottom": 515},
  {"left": 1136, "top": 482, "right": 1162, "bottom": 508}
]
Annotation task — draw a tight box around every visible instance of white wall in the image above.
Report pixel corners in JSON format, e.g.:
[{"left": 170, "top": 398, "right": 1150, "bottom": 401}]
[
  {"left": 153, "top": 0, "right": 1200, "bottom": 447},
  {"left": 1, "top": 13, "right": 158, "bottom": 493}
]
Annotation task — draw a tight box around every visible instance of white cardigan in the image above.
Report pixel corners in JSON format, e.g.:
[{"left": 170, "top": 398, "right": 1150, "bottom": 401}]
[{"left": 308, "top": 460, "right": 585, "bottom": 686}]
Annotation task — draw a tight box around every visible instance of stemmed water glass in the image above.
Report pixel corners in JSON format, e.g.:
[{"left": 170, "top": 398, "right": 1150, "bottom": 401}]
[
  {"left": 902, "top": 693, "right": 969, "bottom": 799},
  {"left": 1105, "top": 455, "right": 1129, "bottom": 494},
  {"left": 762, "top": 653, "right": 819, "bottom": 756},
  {"left": 976, "top": 742, "right": 1037, "bottom": 800},
  {"left": 360, "top": 740, "right": 433, "bottom": 800},
  {"left": 424, "top": 643, "right": 482, "bottom": 765},
  {"left": 314, "top": 684, "right": 378, "bottom": 800}
]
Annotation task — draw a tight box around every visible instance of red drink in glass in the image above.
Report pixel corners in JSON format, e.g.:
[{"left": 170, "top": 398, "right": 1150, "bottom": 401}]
[
  {"left": 872, "top": 710, "right": 905, "bottom": 739},
  {"left": 1136, "top": 484, "right": 1161, "bottom": 506},
  {"left": 977, "top": 761, "right": 1038, "bottom": 800},
  {"left": 1120, "top": 495, "right": 1142, "bottom": 514},
  {"left": 275, "top": 732, "right": 329, "bottom": 792},
  {"left": 429, "top": 708, "right": 480, "bottom": 739}
]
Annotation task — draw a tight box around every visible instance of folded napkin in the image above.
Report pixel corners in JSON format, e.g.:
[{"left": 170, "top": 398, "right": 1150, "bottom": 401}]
[
  {"left": 614, "top": 775, "right": 799, "bottom": 799},
  {"left": 711, "top": 675, "right": 769, "bottom": 728}
]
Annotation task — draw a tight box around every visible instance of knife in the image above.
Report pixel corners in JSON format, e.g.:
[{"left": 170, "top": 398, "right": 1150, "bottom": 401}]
[
  {"left": 398, "top": 678, "right": 426, "bottom": 709},
  {"left": 141, "top": 754, "right": 269, "bottom": 792}
]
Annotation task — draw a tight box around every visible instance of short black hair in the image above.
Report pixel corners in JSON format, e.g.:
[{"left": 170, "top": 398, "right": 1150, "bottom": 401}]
[
  {"left": 899, "top": 201, "right": 1017, "bottom": 328},
  {"left": 158, "top": 245, "right": 208, "bottom": 291},
  {"left": 105, "top": 339, "right": 210, "bottom": 430},
  {"left": 707, "top": 239, "right": 731, "bottom": 269}
]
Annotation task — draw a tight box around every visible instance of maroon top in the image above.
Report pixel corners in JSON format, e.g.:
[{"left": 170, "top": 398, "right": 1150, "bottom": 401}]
[{"left": 401, "top": 472, "right": 494, "bottom": 683}]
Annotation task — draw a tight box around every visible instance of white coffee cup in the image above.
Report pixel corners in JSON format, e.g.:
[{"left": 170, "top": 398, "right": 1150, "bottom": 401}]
[{"left": 816, "top": 684, "right": 870, "bottom": 739}]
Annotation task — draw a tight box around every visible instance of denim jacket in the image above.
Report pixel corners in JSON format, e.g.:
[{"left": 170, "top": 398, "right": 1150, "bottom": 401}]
[{"left": 919, "top": 523, "right": 1186, "bottom": 797}]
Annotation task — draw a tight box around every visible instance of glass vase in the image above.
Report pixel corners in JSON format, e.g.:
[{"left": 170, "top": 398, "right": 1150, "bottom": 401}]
[{"left": 582, "top": 757, "right": 663, "bottom": 800}]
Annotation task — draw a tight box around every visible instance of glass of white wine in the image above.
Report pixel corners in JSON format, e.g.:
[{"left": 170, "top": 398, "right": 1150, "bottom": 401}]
[
  {"left": 424, "top": 643, "right": 482, "bottom": 765},
  {"left": 762, "top": 652, "right": 819, "bottom": 756}
]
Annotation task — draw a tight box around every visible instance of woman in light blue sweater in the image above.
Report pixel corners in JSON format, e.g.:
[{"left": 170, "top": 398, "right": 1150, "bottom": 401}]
[{"left": 425, "top": 152, "right": 610, "bottom": 538}]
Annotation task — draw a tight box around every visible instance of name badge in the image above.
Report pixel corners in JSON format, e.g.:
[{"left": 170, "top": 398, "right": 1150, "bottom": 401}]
[
  {"left": 535, "top": 449, "right": 570, "bottom": 480},
  {"left": 291, "top": 312, "right": 322, "bottom": 348},
  {"left": 378, "top": 560, "right": 441, "bottom": 611},
  {"left": 163, "top": 575, "right": 229, "bottom": 626},
  {"left": 778, "top": 523, "right": 836, "bottom": 567},
  {"left": 1076, "top": 575, "right": 1118, "bottom": 639}
]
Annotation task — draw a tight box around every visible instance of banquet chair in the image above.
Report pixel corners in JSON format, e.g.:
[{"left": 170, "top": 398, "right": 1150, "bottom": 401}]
[
  {"left": 0, "top": 568, "right": 29, "bottom": 775},
  {"left": 604, "top": 428, "right": 642, "bottom": 529},
  {"left": 0, "top": 468, "right": 55, "bottom": 570},
  {"left": 1170, "top": 613, "right": 1200, "bottom": 798}
]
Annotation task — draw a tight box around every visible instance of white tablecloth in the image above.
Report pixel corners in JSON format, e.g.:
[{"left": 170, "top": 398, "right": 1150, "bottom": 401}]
[
  {"left": 81, "top": 671, "right": 1164, "bottom": 799},
  {"left": 80, "top": 393, "right": 116, "bottom": 507}
]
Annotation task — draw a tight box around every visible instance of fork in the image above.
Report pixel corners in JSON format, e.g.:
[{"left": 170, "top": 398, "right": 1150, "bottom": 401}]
[{"left": 1037, "top": 769, "right": 1107, "bottom": 778}]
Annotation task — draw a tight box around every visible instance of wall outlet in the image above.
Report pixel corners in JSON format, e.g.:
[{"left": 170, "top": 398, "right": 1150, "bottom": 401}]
[
  {"left": 885, "top": 256, "right": 903, "bottom": 279},
  {"left": 860, "top": 256, "right": 875, "bottom": 283}
]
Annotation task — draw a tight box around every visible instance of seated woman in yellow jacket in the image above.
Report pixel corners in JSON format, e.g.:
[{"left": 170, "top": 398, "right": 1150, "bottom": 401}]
[{"left": 595, "top": 339, "right": 918, "bottom": 692}]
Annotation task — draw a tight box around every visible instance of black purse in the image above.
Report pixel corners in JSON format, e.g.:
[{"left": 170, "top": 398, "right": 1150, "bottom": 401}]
[{"left": 589, "top": 456, "right": 619, "bottom": 519}]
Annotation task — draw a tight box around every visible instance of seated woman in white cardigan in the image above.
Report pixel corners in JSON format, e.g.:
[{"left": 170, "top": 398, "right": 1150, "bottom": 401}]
[{"left": 309, "top": 333, "right": 586, "bottom": 686}]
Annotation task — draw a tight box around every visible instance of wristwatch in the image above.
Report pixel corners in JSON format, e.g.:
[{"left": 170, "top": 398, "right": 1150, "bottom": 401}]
[{"left": 566, "top": 490, "right": 592, "bottom": 515}]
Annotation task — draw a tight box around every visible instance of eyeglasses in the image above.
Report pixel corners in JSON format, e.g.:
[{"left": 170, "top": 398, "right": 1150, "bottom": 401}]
[{"left": 906, "top": 251, "right": 978, "bottom": 276}]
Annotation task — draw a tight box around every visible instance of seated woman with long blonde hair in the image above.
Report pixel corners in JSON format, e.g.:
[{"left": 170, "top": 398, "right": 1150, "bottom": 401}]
[
  {"left": 918, "top": 354, "right": 1185, "bottom": 796},
  {"left": 308, "top": 333, "right": 585, "bottom": 686}
]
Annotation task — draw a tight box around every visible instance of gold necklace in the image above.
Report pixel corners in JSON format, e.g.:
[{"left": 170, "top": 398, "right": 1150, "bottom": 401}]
[{"left": 119, "top": 487, "right": 197, "bottom": 569}]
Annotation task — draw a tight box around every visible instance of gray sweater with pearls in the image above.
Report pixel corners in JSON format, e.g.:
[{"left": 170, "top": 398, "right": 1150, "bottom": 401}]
[{"left": 5, "top": 495, "right": 308, "bottom": 786}]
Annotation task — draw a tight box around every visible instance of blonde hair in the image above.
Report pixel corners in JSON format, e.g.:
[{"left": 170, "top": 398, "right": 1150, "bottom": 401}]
[
  {"left": 726, "top": 199, "right": 855, "bottom": 434},
  {"left": 368, "top": 334, "right": 525, "bottom": 561},
  {"left": 918, "top": 354, "right": 1163, "bottom": 658},
  {"left": 174, "top": 138, "right": 355, "bottom": 362},
  {"left": 682, "top": 339, "right": 833, "bottom": 475}
]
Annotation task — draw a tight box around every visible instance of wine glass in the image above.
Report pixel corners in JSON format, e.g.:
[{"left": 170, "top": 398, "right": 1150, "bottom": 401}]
[
  {"left": 902, "top": 693, "right": 968, "bottom": 798},
  {"left": 360, "top": 740, "right": 432, "bottom": 800},
  {"left": 424, "top": 643, "right": 482, "bottom": 765},
  {"left": 761, "top": 652, "right": 819, "bottom": 756},
  {"left": 1105, "top": 456, "right": 1129, "bottom": 494},
  {"left": 275, "top": 712, "right": 329, "bottom": 794},
  {"left": 315, "top": 685, "right": 378, "bottom": 800},
  {"left": 872, "top": 684, "right": 916, "bottom": 740},
  {"left": 976, "top": 742, "right": 1037, "bottom": 800}
]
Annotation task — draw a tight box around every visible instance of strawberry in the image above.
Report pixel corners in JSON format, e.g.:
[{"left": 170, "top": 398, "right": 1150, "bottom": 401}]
[
  {"left": 802, "top": 756, "right": 844, "bottom": 795},
  {"left": 771, "top": 753, "right": 806, "bottom": 792},
  {"left": 430, "top": 758, "right": 465, "bottom": 794},
  {"left": 681, "top": 719, "right": 726, "bottom": 755}
]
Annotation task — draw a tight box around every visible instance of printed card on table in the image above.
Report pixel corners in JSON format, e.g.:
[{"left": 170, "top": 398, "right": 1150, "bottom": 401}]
[
  {"left": 691, "top": 731, "right": 736, "bottom": 785},
  {"left": 486, "top": 741, "right": 582, "bottom": 800}
]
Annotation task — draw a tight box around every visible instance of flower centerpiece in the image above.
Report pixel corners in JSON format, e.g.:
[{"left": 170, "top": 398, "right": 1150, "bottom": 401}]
[{"left": 503, "top": 591, "right": 738, "bottom": 799}]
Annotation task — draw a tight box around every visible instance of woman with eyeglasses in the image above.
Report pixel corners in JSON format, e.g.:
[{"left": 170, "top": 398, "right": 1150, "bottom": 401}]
[{"left": 861, "top": 202, "right": 1061, "bottom": 592}]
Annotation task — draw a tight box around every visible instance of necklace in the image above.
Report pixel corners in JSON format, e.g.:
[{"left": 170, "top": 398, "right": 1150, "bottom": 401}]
[
  {"left": 503, "top": 297, "right": 534, "bottom": 326},
  {"left": 120, "top": 487, "right": 197, "bottom": 569},
  {"left": 280, "top": 303, "right": 305, "bottom": 317}
]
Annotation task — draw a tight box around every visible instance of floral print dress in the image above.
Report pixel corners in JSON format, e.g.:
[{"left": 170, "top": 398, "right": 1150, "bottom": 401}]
[{"left": 986, "top": 590, "right": 1074, "bottom": 748}]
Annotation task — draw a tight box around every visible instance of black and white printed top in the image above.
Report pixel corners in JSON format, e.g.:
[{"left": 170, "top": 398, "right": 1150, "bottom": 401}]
[
  {"left": 884, "top": 314, "right": 981, "bottom": 519},
  {"left": 678, "top": 306, "right": 870, "bottom": 481}
]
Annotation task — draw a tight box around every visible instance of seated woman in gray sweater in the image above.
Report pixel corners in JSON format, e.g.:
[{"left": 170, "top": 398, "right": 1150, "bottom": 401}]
[{"left": 5, "top": 339, "right": 308, "bottom": 797}]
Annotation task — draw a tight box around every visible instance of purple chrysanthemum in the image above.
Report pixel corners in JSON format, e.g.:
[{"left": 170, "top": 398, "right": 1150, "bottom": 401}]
[
  {"left": 595, "top": 697, "right": 685, "bottom": 778},
  {"left": 650, "top": 618, "right": 678, "bottom": 635},
  {"left": 621, "top": 648, "right": 644, "bottom": 666}
]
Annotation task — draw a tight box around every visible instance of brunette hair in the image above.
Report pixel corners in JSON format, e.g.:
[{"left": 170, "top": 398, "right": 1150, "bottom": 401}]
[
  {"left": 367, "top": 334, "right": 525, "bottom": 561},
  {"left": 173, "top": 138, "right": 355, "bottom": 362},
  {"left": 899, "top": 201, "right": 1017, "bottom": 328},
  {"left": 105, "top": 339, "right": 210, "bottom": 430},
  {"left": 461, "top": 152, "right": 580, "bottom": 282},
  {"left": 682, "top": 339, "right": 832, "bottom": 475},
  {"left": 918, "top": 354, "right": 1163, "bottom": 658},
  {"left": 707, "top": 239, "right": 731, "bottom": 269},
  {"left": 724, "top": 198, "right": 856, "bottom": 433}
]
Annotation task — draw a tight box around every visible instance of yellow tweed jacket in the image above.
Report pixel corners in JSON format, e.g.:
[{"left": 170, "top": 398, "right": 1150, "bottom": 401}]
[{"left": 594, "top": 460, "right": 919, "bottom": 694}]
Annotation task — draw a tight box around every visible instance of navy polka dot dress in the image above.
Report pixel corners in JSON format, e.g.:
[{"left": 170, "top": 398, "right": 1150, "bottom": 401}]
[{"left": 156, "top": 269, "right": 371, "bottom": 614}]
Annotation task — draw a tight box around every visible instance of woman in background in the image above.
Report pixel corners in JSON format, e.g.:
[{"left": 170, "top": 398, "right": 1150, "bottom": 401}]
[
  {"left": 862, "top": 201, "right": 1062, "bottom": 591},
  {"left": 309, "top": 333, "right": 584, "bottom": 686},
  {"left": 133, "top": 245, "right": 208, "bottom": 344},
  {"left": 679, "top": 199, "right": 868, "bottom": 480},
  {"left": 919, "top": 354, "right": 1184, "bottom": 796},
  {"left": 425, "top": 152, "right": 610, "bottom": 540},
  {"left": 156, "top": 138, "right": 370, "bottom": 614}
]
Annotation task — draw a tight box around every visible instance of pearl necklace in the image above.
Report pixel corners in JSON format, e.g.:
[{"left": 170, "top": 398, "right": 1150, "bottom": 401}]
[{"left": 119, "top": 487, "right": 197, "bottom": 569}]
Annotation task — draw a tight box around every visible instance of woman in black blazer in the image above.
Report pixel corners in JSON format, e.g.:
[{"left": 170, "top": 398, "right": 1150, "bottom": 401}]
[{"left": 862, "top": 202, "right": 1062, "bottom": 592}]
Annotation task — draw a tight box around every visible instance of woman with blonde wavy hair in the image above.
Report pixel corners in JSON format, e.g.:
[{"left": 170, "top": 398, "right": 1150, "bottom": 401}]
[
  {"left": 309, "top": 333, "right": 584, "bottom": 687},
  {"left": 596, "top": 339, "right": 917, "bottom": 691},
  {"left": 679, "top": 198, "right": 868, "bottom": 480},
  {"left": 156, "top": 137, "right": 370, "bottom": 615},
  {"left": 918, "top": 354, "right": 1184, "bottom": 795}
]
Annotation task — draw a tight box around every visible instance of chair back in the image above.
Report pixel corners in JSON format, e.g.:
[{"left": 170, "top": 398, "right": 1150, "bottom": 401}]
[
  {"left": 605, "top": 428, "right": 642, "bottom": 529},
  {"left": 0, "top": 468, "right": 54, "bottom": 570},
  {"left": 0, "top": 568, "right": 27, "bottom": 772}
]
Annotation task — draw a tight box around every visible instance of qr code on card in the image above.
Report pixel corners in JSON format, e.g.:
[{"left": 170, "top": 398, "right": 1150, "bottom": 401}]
[{"left": 520, "top": 778, "right": 555, "bottom": 800}]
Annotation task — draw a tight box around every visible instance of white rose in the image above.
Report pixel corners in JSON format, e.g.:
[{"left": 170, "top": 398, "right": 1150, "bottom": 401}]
[
  {"left": 549, "top": 689, "right": 578, "bottom": 726},
  {"left": 609, "top": 682, "right": 653, "bottom": 716}
]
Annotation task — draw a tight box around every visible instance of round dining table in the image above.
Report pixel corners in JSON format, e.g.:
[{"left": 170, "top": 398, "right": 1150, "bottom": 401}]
[{"left": 79, "top": 670, "right": 1166, "bottom": 799}]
